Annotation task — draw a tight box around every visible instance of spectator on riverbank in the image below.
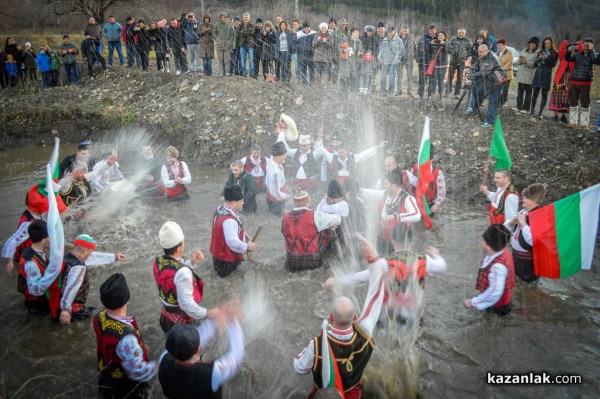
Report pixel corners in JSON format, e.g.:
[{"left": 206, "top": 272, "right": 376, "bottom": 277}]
[
  {"left": 57, "top": 35, "right": 80, "bottom": 85},
  {"left": 102, "top": 15, "right": 124, "bottom": 66}
]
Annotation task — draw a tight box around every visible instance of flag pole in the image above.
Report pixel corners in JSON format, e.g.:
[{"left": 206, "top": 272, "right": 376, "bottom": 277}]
[{"left": 482, "top": 156, "right": 493, "bottom": 186}]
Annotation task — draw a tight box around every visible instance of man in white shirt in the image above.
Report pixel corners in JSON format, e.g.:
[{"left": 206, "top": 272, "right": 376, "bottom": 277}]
[
  {"left": 266, "top": 141, "right": 291, "bottom": 216},
  {"left": 480, "top": 169, "right": 519, "bottom": 225}
]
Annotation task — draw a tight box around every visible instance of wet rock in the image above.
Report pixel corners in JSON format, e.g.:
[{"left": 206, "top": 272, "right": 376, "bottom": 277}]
[
  {"left": 445, "top": 148, "right": 457, "bottom": 156},
  {"left": 180, "top": 97, "right": 189, "bottom": 104},
  {"left": 192, "top": 84, "right": 200, "bottom": 91},
  {"left": 473, "top": 131, "right": 479, "bottom": 137},
  {"left": 51, "top": 129, "right": 58, "bottom": 135},
  {"left": 477, "top": 147, "right": 488, "bottom": 152},
  {"left": 224, "top": 116, "right": 231, "bottom": 122},
  {"left": 295, "top": 96, "right": 303, "bottom": 106},
  {"left": 240, "top": 125, "right": 247, "bottom": 133},
  {"left": 336, "top": 113, "right": 344, "bottom": 120},
  {"left": 216, "top": 91, "right": 224, "bottom": 98}
]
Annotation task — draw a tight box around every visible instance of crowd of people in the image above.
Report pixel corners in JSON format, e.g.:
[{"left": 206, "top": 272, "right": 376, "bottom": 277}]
[
  {"left": 2, "top": 98, "right": 562, "bottom": 397},
  {"left": 2, "top": 12, "right": 598, "bottom": 131}
]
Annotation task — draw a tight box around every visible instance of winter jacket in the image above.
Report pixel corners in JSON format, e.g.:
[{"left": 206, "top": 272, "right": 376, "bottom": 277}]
[
  {"left": 5, "top": 61, "right": 17, "bottom": 77},
  {"left": 312, "top": 32, "right": 333, "bottom": 63},
  {"left": 398, "top": 34, "right": 416, "bottom": 62},
  {"left": 296, "top": 31, "right": 316, "bottom": 62},
  {"left": 378, "top": 35, "right": 404, "bottom": 65},
  {"left": 237, "top": 22, "right": 255, "bottom": 48},
  {"left": 449, "top": 36, "right": 472, "bottom": 63},
  {"left": 81, "top": 38, "right": 101, "bottom": 60},
  {"left": 276, "top": 31, "right": 294, "bottom": 55},
  {"left": 565, "top": 49, "right": 600, "bottom": 84},
  {"left": 198, "top": 24, "right": 214, "bottom": 58},
  {"left": 497, "top": 48, "right": 514, "bottom": 80},
  {"left": 469, "top": 51, "right": 505, "bottom": 94},
  {"left": 125, "top": 24, "right": 137, "bottom": 43},
  {"left": 36, "top": 51, "right": 52, "bottom": 73},
  {"left": 102, "top": 22, "right": 123, "bottom": 42},
  {"left": 416, "top": 32, "right": 437, "bottom": 64},
  {"left": 532, "top": 51, "right": 558, "bottom": 90},
  {"left": 167, "top": 24, "right": 185, "bottom": 50},
  {"left": 84, "top": 23, "right": 102, "bottom": 41},
  {"left": 135, "top": 27, "right": 151, "bottom": 51},
  {"left": 260, "top": 29, "right": 277, "bottom": 61},
  {"left": 358, "top": 56, "right": 374, "bottom": 76},
  {"left": 57, "top": 43, "right": 79, "bottom": 64},
  {"left": 484, "top": 35, "right": 498, "bottom": 53},
  {"left": 180, "top": 18, "right": 200, "bottom": 45},
  {"left": 213, "top": 20, "right": 234, "bottom": 51},
  {"left": 428, "top": 40, "right": 448, "bottom": 67},
  {"left": 253, "top": 27, "right": 263, "bottom": 58},
  {"left": 361, "top": 33, "right": 377, "bottom": 54},
  {"left": 148, "top": 27, "right": 164, "bottom": 53},
  {"left": 23, "top": 49, "right": 37, "bottom": 69},
  {"left": 516, "top": 48, "right": 539, "bottom": 85}
]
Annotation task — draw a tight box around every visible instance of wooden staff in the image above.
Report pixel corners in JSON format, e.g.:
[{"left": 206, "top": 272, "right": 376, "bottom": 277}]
[
  {"left": 246, "top": 226, "right": 262, "bottom": 262},
  {"left": 482, "top": 156, "right": 493, "bottom": 187}
]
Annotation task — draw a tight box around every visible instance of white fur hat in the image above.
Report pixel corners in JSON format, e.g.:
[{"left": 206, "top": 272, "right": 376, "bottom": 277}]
[
  {"left": 280, "top": 113, "right": 298, "bottom": 141},
  {"left": 159, "top": 221, "right": 184, "bottom": 249},
  {"left": 299, "top": 135, "right": 311, "bottom": 145}
]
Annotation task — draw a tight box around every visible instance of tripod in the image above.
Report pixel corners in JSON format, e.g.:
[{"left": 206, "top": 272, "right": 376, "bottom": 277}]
[{"left": 452, "top": 80, "right": 484, "bottom": 122}]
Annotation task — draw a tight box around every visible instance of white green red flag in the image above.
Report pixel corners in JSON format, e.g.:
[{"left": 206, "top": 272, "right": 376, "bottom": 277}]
[
  {"left": 416, "top": 117, "right": 433, "bottom": 229},
  {"left": 321, "top": 319, "right": 344, "bottom": 397},
  {"left": 529, "top": 184, "right": 600, "bottom": 278},
  {"left": 37, "top": 137, "right": 61, "bottom": 196}
]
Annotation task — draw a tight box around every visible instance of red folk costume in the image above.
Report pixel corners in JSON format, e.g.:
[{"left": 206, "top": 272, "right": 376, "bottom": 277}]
[
  {"left": 488, "top": 185, "right": 519, "bottom": 225},
  {"left": 386, "top": 251, "right": 427, "bottom": 310},
  {"left": 210, "top": 205, "right": 245, "bottom": 263},
  {"left": 153, "top": 255, "right": 204, "bottom": 325},
  {"left": 282, "top": 208, "right": 324, "bottom": 271},
  {"left": 549, "top": 40, "right": 581, "bottom": 112},
  {"left": 18, "top": 247, "right": 62, "bottom": 318},
  {"left": 165, "top": 160, "right": 188, "bottom": 198},
  {"left": 475, "top": 248, "right": 516, "bottom": 309},
  {"left": 242, "top": 155, "right": 267, "bottom": 191}
]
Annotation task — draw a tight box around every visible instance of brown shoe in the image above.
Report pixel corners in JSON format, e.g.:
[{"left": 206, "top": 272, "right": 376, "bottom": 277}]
[
  {"left": 582, "top": 126, "right": 590, "bottom": 131},
  {"left": 568, "top": 124, "right": 576, "bottom": 129}
]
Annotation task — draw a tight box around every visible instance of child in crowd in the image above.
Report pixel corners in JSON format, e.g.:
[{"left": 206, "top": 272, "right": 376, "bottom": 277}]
[
  {"left": 358, "top": 50, "right": 374, "bottom": 95},
  {"left": 35, "top": 48, "right": 52, "bottom": 89},
  {"left": 5, "top": 54, "right": 18, "bottom": 87}
]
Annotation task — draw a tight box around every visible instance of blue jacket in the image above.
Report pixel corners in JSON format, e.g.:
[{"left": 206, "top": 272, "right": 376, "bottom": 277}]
[
  {"left": 5, "top": 62, "right": 18, "bottom": 77},
  {"left": 102, "top": 21, "right": 123, "bottom": 42},
  {"left": 36, "top": 51, "right": 52, "bottom": 73},
  {"left": 275, "top": 31, "right": 294, "bottom": 56},
  {"left": 180, "top": 19, "right": 200, "bottom": 45}
]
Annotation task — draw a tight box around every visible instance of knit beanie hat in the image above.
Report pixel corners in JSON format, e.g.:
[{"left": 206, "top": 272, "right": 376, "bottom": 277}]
[
  {"left": 327, "top": 180, "right": 345, "bottom": 200},
  {"left": 159, "top": 221, "right": 184, "bottom": 249},
  {"left": 28, "top": 220, "right": 48, "bottom": 243},
  {"left": 74, "top": 234, "right": 97, "bottom": 250},
  {"left": 293, "top": 190, "right": 310, "bottom": 205},
  {"left": 522, "top": 183, "right": 546, "bottom": 205},
  {"left": 319, "top": 22, "right": 328, "bottom": 30},
  {"left": 166, "top": 323, "right": 200, "bottom": 361},
  {"left": 224, "top": 185, "right": 244, "bottom": 201},
  {"left": 100, "top": 273, "right": 130, "bottom": 310},
  {"left": 138, "top": 18, "right": 145, "bottom": 24}
]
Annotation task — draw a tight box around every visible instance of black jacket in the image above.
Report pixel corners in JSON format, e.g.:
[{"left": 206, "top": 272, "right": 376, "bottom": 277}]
[{"left": 565, "top": 49, "right": 600, "bottom": 82}]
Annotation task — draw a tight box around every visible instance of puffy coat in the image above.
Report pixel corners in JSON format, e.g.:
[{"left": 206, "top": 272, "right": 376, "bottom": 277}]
[
  {"left": 565, "top": 49, "right": 600, "bottom": 83},
  {"left": 36, "top": 51, "right": 52, "bottom": 73}
]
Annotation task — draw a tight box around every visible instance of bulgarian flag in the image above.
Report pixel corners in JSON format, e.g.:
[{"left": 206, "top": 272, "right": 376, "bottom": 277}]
[
  {"left": 321, "top": 319, "right": 344, "bottom": 397},
  {"left": 489, "top": 116, "right": 512, "bottom": 171},
  {"left": 529, "top": 184, "right": 600, "bottom": 278},
  {"left": 415, "top": 117, "right": 433, "bottom": 229},
  {"left": 37, "top": 137, "right": 61, "bottom": 196}
]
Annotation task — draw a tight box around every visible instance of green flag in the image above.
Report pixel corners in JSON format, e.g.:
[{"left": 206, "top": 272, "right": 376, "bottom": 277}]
[{"left": 489, "top": 116, "right": 512, "bottom": 170}]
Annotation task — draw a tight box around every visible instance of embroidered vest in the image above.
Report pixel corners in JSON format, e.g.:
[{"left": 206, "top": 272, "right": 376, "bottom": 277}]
[
  {"left": 18, "top": 247, "right": 62, "bottom": 318},
  {"left": 158, "top": 354, "right": 221, "bottom": 399},
  {"left": 379, "top": 190, "right": 409, "bottom": 241},
  {"left": 209, "top": 206, "right": 245, "bottom": 263},
  {"left": 166, "top": 161, "right": 188, "bottom": 198},
  {"left": 60, "top": 178, "right": 92, "bottom": 207},
  {"left": 282, "top": 209, "right": 321, "bottom": 259},
  {"left": 243, "top": 155, "right": 267, "bottom": 176},
  {"left": 312, "top": 321, "right": 375, "bottom": 392},
  {"left": 93, "top": 310, "right": 149, "bottom": 381},
  {"left": 489, "top": 185, "right": 519, "bottom": 224},
  {"left": 13, "top": 210, "right": 35, "bottom": 265},
  {"left": 293, "top": 150, "right": 319, "bottom": 179},
  {"left": 60, "top": 252, "right": 90, "bottom": 313},
  {"left": 475, "top": 249, "right": 516, "bottom": 308},
  {"left": 386, "top": 251, "right": 427, "bottom": 305},
  {"left": 153, "top": 255, "right": 204, "bottom": 320}
]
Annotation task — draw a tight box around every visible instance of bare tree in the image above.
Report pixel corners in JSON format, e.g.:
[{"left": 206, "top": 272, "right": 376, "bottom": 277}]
[{"left": 44, "top": 0, "right": 139, "bottom": 23}]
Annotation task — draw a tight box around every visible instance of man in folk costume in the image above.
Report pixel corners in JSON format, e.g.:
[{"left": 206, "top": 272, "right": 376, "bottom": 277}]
[
  {"left": 318, "top": 132, "right": 343, "bottom": 183},
  {"left": 316, "top": 180, "right": 351, "bottom": 251},
  {"left": 161, "top": 146, "right": 192, "bottom": 201},
  {"left": 377, "top": 168, "right": 421, "bottom": 256},
  {"left": 153, "top": 221, "right": 219, "bottom": 333},
  {"left": 266, "top": 141, "right": 291, "bottom": 216},
  {"left": 210, "top": 186, "right": 256, "bottom": 278},
  {"left": 277, "top": 131, "right": 325, "bottom": 193},
  {"left": 375, "top": 155, "right": 411, "bottom": 192},
  {"left": 325, "top": 224, "right": 446, "bottom": 329},
  {"left": 158, "top": 295, "right": 245, "bottom": 398},
  {"left": 406, "top": 151, "right": 446, "bottom": 215},
  {"left": 282, "top": 190, "right": 342, "bottom": 272},
  {"left": 58, "top": 234, "right": 126, "bottom": 325},
  {"left": 464, "top": 224, "right": 516, "bottom": 316},
  {"left": 221, "top": 160, "right": 258, "bottom": 215},
  {"left": 240, "top": 144, "right": 268, "bottom": 193},
  {"left": 94, "top": 273, "right": 158, "bottom": 399},
  {"left": 504, "top": 183, "right": 546, "bottom": 283},
  {"left": 17, "top": 220, "right": 61, "bottom": 316},
  {"left": 479, "top": 168, "right": 519, "bottom": 225},
  {"left": 3, "top": 184, "right": 67, "bottom": 275},
  {"left": 58, "top": 153, "right": 118, "bottom": 208},
  {"left": 294, "top": 237, "right": 387, "bottom": 398},
  {"left": 319, "top": 139, "right": 387, "bottom": 184}
]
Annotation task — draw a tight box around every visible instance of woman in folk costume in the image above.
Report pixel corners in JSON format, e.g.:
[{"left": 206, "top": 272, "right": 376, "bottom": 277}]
[{"left": 161, "top": 146, "right": 192, "bottom": 201}]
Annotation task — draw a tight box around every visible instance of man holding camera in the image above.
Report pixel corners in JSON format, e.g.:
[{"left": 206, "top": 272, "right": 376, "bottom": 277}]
[
  {"left": 464, "top": 44, "right": 506, "bottom": 128},
  {"left": 565, "top": 38, "right": 600, "bottom": 131}
]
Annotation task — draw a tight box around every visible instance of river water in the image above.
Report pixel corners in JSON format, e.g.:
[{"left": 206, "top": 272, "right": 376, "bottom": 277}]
[{"left": 0, "top": 138, "right": 599, "bottom": 399}]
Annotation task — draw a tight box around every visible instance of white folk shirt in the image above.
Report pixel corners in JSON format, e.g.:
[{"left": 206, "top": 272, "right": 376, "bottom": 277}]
[
  {"left": 487, "top": 187, "right": 519, "bottom": 223},
  {"left": 319, "top": 143, "right": 380, "bottom": 177},
  {"left": 161, "top": 161, "right": 192, "bottom": 188},
  {"left": 277, "top": 131, "right": 324, "bottom": 179},
  {"left": 293, "top": 258, "right": 387, "bottom": 374},
  {"left": 266, "top": 158, "right": 289, "bottom": 201},
  {"left": 505, "top": 209, "right": 533, "bottom": 252},
  {"left": 470, "top": 251, "right": 508, "bottom": 310},
  {"left": 240, "top": 156, "right": 266, "bottom": 178},
  {"left": 113, "top": 315, "right": 158, "bottom": 382},
  {"left": 316, "top": 198, "right": 350, "bottom": 218},
  {"left": 380, "top": 190, "right": 421, "bottom": 223},
  {"left": 164, "top": 257, "right": 208, "bottom": 320},
  {"left": 221, "top": 204, "right": 248, "bottom": 254}
]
